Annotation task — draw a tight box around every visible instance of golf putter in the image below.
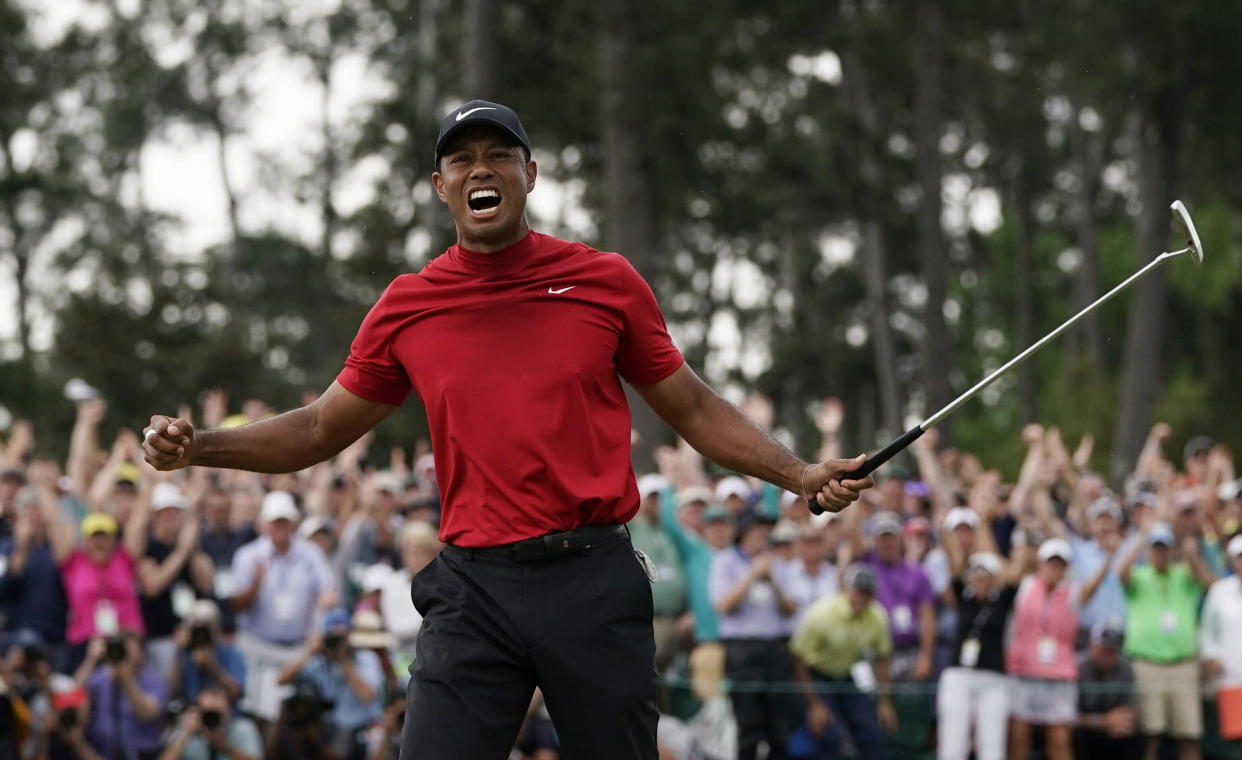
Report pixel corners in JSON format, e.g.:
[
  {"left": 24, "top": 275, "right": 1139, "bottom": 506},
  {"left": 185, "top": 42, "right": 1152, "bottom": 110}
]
[{"left": 809, "top": 200, "right": 1206, "bottom": 515}]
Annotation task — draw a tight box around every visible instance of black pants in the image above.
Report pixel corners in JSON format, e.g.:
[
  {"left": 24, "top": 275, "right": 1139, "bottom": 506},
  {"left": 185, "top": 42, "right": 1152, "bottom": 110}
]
[
  {"left": 1073, "top": 727, "right": 1145, "bottom": 760},
  {"left": 400, "top": 531, "right": 658, "bottom": 759},
  {"left": 724, "top": 637, "right": 795, "bottom": 760}
]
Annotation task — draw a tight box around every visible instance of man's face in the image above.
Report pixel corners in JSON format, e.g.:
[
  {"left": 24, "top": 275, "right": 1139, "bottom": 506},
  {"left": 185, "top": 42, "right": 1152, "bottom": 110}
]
[
  {"left": 847, "top": 588, "right": 873, "bottom": 614},
  {"left": 1231, "top": 553, "right": 1242, "bottom": 578},
  {"left": 702, "top": 519, "right": 733, "bottom": 549},
  {"left": 952, "top": 524, "right": 976, "bottom": 552},
  {"left": 1149, "top": 543, "right": 1171, "bottom": 571},
  {"left": 1089, "top": 642, "right": 1120, "bottom": 671},
  {"left": 154, "top": 506, "right": 182, "bottom": 537},
  {"left": 797, "top": 532, "right": 827, "bottom": 563},
  {"left": 1090, "top": 513, "right": 1117, "bottom": 542},
  {"left": 267, "top": 518, "right": 294, "bottom": 548},
  {"left": 433, "top": 127, "right": 536, "bottom": 252},
  {"left": 740, "top": 523, "right": 771, "bottom": 554},
  {"left": 204, "top": 492, "right": 231, "bottom": 526},
  {"left": 197, "top": 689, "right": 230, "bottom": 722},
  {"left": 875, "top": 532, "right": 901, "bottom": 562}
]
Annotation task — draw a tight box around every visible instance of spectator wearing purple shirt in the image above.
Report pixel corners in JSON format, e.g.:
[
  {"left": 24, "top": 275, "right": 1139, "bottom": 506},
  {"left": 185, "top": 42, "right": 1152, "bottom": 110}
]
[
  {"left": 863, "top": 511, "right": 935, "bottom": 682},
  {"left": 77, "top": 630, "right": 169, "bottom": 760},
  {"left": 709, "top": 509, "right": 798, "bottom": 760}
]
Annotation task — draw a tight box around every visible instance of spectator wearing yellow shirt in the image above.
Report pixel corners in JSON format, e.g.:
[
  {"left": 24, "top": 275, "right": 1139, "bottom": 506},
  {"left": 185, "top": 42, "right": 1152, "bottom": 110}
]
[{"left": 789, "top": 564, "right": 895, "bottom": 760}]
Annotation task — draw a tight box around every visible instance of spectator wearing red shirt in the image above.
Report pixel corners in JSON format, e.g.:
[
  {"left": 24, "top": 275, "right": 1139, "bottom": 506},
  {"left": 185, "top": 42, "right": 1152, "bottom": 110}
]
[{"left": 141, "top": 99, "right": 874, "bottom": 760}]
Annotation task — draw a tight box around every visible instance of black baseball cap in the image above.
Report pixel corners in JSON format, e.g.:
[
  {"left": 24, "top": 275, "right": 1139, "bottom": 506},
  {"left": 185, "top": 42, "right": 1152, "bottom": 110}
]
[{"left": 434, "top": 100, "right": 532, "bottom": 165}]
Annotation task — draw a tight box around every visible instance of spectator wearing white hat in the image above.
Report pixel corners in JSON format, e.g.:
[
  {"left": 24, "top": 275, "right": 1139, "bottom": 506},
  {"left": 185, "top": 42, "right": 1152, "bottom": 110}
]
[
  {"left": 230, "top": 490, "right": 336, "bottom": 723},
  {"left": 1199, "top": 535, "right": 1242, "bottom": 741},
  {"left": 628, "top": 473, "right": 686, "bottom": 677},
  {"left": 139, "top": 482, "right": 214, "bottom": 678},
  {"left": 1006, "top": 537, "right": 1081, "bottom": 760},
  {"left": 169, "top": 599, "right": 245, "bottom": 704},
  {"left": 936, "top": 551, "right": 1020, "bottom": 760},
  {"left": 1117, "top": 520, "right": 1214, "bottom": 760},
  {"left": 714, "top": 475, "right": 752, "bottom": 515}
]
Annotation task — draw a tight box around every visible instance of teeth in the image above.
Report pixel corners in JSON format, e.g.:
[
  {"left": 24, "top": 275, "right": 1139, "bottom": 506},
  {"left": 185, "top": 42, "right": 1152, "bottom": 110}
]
[{"left": 470, "top": 189, "right": 499, "bottom": 201}]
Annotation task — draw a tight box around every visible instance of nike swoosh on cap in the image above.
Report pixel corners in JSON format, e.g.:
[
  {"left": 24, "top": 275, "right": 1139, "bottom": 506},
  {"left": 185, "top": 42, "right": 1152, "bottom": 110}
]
[{"left": 456, "top": 106, "right": 497, "bottom": 121}]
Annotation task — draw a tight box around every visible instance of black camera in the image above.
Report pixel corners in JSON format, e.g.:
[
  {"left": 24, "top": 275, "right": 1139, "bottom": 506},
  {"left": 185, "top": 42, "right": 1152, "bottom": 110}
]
[
  {"left": 201, "top": 709, "right": 223, "bottom": 730},
  {"left": 323, "top": 632, "right": 345, "bottom": 651},
  {"left": 105, "top": 638, "right": 126, "bottom": 664},
  {"left": 189, "top": 624, "right": 213, "bottom": 650},
  {"left": 58, "top": 707, "right": 79, "bottom": 730},
  {"left": 282, "top": 679, "right": 329, "bottom": 729}
]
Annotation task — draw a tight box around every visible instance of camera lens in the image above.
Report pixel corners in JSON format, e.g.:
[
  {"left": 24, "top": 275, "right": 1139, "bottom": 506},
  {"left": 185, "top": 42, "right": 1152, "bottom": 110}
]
[
  {"left": 58, "top": 707, "right": 79, "bottom": 730},
  {"left": 106, "top": 639, "right": 126, "bottom": 663},
  {"left": 202, "top": 710, "right": 223, "bottom": 729}
]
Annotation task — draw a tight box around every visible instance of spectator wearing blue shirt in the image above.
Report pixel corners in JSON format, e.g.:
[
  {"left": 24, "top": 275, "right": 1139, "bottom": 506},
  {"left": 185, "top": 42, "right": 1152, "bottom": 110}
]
[
  {"left": 169, "top": 600, "right": 245, "bottom": 704},
  {"left": 1071, "top": 497, "right": 1128, "bottom": 644},
  {"left": 277, "top": 608, "right": 384, "bottom": 760},
  {"left": 0, "top": 474, "right": 69, "bottom": 669},
  {"left": 230, "top": 492, "right": 337, "bottom": 723}
]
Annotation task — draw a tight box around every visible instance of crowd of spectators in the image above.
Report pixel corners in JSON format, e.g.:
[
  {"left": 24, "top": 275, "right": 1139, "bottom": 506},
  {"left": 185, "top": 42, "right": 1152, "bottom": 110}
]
[{"left": 1, "top": 389, "right": 1241, "bottom": 760}]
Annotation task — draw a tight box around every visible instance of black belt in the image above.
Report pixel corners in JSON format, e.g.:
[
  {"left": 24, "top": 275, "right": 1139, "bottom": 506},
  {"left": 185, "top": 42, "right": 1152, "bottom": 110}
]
[{"left": 456, "top": 524, "right": 627, "bottom": 562}]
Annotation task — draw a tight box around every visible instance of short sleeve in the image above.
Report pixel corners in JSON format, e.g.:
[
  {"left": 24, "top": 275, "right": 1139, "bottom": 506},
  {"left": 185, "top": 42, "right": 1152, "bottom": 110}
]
[
  {"left": 337, "top": 278, "right": 415, "bottom": 406},
  {"left": 609, "top": 256, "right": 685, "bottom": 385}
]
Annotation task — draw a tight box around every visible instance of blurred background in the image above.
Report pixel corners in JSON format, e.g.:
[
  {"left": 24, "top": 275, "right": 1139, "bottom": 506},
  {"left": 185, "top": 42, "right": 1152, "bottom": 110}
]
[{"left": 2, "top": 0, "right": 1240, "bottom": 481}]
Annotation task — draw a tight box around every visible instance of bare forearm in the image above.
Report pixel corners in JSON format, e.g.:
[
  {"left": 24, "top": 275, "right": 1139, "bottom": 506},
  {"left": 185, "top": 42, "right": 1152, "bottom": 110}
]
[
  {"left": 192, "top": 408, "right": 339, "bottom": 473},
  {"left": 674, "top": 391, "right": 805, "bottom": 494},
  {"left": 714, "top": 574, "right": 756, "bottom": 614}
]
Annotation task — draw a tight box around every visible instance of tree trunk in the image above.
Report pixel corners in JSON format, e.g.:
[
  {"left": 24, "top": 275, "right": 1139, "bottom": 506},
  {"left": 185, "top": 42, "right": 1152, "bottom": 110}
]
[
  {"left": 463, "top": 0, "right": 496, "bottom": 99},
  {"left": 1111, "top": 99, "right": 1182, "bottom": 482},
  {"left": 913, "top": 0, "right": 954, "bottom": 440},
  {"left": 596, "top": 0, "right": 665, "bottom": 472},
  {"left": 1009, "top": 179, "right": 1037, "bottom": 425},
  {"left": 1068, "top": 113, "right": 1105, "bottom": 364},
  {"left": 862, "top": 220, "right": 903, "bottom": 440}
]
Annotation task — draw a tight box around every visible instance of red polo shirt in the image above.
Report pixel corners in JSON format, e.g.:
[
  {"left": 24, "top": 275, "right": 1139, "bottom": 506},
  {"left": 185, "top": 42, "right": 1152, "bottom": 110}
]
[{"left": 337, "top": 231, "right": 684, "bottom": 547}]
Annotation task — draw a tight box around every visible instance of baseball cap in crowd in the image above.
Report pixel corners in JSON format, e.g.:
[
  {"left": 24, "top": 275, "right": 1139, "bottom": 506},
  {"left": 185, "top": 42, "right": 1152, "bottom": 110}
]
[
  {"left": 734, "top": 509, "right": 777, "bottom": 543},
  {"left": 151, "top": 483, "right": 187, "bottom": 511},
  {"left": 361, "top": 563, "right": 393, "bottom": 594},
  {"left": 1126, "top": 489, "right": 1158, "bottom": 511},
  {"left": 349, "top": 610, "right": 394, "bottom": 650},
  {"left": 434, "top": 100, "right": 532, "bottom": 165},
  {"left": 373, "top": 472, "right": 404, "bottom": 496},
  {"left": 1184, "top": 435, "right": 1214, "bottom": 460},
  {"left": 703, "top": 505, "right": 731, "bottom": 524},
  {"left": 877, "top": 465, "right": 910, "bottom": 483},
  {"left": 903, "top": 516, "right": 931, "bottom": 537},
  {"left": 844, "top": 563, "right": 877, "bottom": 594},
  {"left": 1086, "top": 496, "right": 1122, "bottom": 522},
  {"left": 1037, "top": 537, "right": 1072, "bottom": 563},
  {"left": 967, "top": 551, "right": 1003, "bottom": 577},
  {"left": 81, "top": 512, "right": 118, "bottom": 537},
  {"left": 186, "top": 599, "right": 221, "bottom": 625},
  {"left": 676, "top": 486, "right": 714, "bottom": 510},
  {"left": 1227, "top": 534, "right": 1242, "bottom": 559},
  {"left": 322, "top": 608, "right": 351, "bottom": 633},
  {"left": 1089, "top": 620, "right": 1125, "bottom": 650},
  {"left": 298, "top": 516, "right": 335, "bottom": 540},
  {"left": 1148, "top": 522, "right": 1175, "bottom": 547},
  {"left": 260, "top": 491, "right": 300, "bottom": 523},
  {"left": 1218, "top": 479, "right": 1241, "bottom": 502},
  {"left": 715, "top": 476, "right": 751, "bottom": 504},
  {"left": 770, "top": 520, "right": 800, "bottom": 545},
  {"left": 871, "top": 511, "right": 903, "bottom": 537},
  {"left": 637, "top": 474, "right": 669, "bottom": 500},
  {"left": 943, "top": 507, "right": 979, "bottom": 532},
  {"left": 115, "top": 462, "right": 141, "bottom": 487}
]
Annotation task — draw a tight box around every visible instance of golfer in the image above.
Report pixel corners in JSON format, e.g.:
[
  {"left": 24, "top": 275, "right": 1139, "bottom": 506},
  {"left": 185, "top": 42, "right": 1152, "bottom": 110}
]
[{"left": 142, "top": 99, "right": 875, "bottom": 759}]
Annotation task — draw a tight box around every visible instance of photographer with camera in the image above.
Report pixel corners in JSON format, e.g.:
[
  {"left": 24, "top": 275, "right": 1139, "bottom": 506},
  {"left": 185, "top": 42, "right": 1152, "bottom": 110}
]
[
  {"left": 72, "top": 631, "right": 167, "bottom": 760},
  {"left": 265, "top": 678, "right": 336, "bottom": 760},
  {"left": 158, "top": 683, "right": 263, "bottom": 760},
  {"left": 168, "top": 600, "right": 244, "bottom": 704},
  {"left": 276, "top": 608, "right": 383, "bottom": 760}
]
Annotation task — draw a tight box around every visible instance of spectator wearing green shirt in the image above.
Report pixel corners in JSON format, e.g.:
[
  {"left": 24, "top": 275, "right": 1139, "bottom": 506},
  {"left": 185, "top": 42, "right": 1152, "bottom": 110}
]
[
  {"left": 630, "top": 474, "right": 688, "bottom": 676},
  {"left": 1117, "top": 521, "right": 1215, "bottom": 760},
  {"left": 790, "top": 564, "right": 896, "bottom": 760}
]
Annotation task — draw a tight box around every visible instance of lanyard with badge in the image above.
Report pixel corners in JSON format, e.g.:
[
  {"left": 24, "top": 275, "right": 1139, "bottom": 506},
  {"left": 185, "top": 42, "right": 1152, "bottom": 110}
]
[
  {"left": 1155, "top": 572, "right": 1179, "bottom": 636},
  {"left": 270, "top": 555, "right": 298, "bottom": 624},
  {"left": 958, "top": 593, "right": 996, "bottom": 668},
  {"left": 1035, "top": 584, "right": 1061, "bottom": 666}
]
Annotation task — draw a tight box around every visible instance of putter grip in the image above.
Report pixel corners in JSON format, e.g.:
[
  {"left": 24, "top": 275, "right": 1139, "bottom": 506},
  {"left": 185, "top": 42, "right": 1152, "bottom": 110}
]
[{"left": 806, "top": 426, "right": 925, "bottom": 515}]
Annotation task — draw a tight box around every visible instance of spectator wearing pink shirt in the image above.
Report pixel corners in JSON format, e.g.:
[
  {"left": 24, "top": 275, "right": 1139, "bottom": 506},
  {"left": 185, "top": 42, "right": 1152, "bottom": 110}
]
[
  {"left": 54, "top": 509, "right": 150, "bottom": 669},
  {"left": 1005, "top": 538, "right": 1084, "bottom": 760}
]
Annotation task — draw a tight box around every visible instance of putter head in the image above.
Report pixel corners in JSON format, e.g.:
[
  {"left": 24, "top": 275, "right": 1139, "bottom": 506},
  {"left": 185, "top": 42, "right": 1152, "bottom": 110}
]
[{"left": 1170, "top": 200, "right": 1204, "bottom": 265}]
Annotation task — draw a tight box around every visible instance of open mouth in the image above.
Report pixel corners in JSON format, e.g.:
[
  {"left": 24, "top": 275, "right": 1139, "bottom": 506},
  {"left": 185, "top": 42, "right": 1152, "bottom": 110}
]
[{"left": 467, "top": 188, "right": 502, "bottom": 217}]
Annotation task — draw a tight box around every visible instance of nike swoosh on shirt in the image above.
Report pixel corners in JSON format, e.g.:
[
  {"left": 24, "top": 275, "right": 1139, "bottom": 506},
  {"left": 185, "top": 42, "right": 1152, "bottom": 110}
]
[
  {"left": 547, "top": 286, "right": 576, "bottom": 294},
  {"left": 456, "top": 107, "right": 497, "bottom": 121}
]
